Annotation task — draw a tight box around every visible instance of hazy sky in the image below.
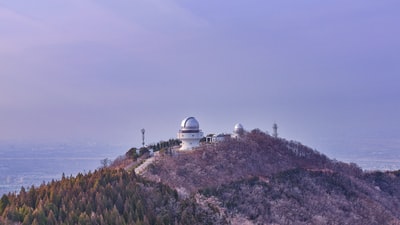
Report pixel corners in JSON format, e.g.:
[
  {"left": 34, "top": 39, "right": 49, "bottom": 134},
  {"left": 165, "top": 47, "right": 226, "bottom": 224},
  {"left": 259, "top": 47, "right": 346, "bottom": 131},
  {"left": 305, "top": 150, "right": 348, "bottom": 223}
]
[{"left": 1, "top": 1, "right": 399, "bottom": 159}]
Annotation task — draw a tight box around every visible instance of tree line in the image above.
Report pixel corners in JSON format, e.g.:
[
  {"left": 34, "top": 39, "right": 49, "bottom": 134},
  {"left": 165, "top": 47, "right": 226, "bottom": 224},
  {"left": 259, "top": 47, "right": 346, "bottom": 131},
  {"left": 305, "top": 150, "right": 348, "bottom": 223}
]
[{"left": 0, "top": 169, "right": 214, "bottom": 225}]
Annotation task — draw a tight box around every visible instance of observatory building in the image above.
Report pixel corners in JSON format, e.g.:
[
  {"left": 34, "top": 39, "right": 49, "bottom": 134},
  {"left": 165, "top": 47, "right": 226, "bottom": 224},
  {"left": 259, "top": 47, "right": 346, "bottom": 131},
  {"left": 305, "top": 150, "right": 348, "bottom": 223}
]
[
  {"left": 204, "top": 123, "right": 245, "bottom": 143},
  {"left": 177, "top": 117, "right": 204, "bottom": 150},
  {"left": 231, "top": 123, "right": 245, "bottom": 138}
]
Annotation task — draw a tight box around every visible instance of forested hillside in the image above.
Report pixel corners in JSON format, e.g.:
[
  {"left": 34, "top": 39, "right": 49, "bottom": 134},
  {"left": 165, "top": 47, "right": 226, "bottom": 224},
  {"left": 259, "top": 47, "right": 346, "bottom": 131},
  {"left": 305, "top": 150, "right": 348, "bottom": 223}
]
[
  {"left": 197, "top": 169, "right": 400, "bottom": 224},
  {"left": 143, "top": 129, "right": 400, "bottom": 224},
  {"left": 2, "top": 129, "right": 400, "bottom": 224},
  {"left": 0, "top": 169, "right": 221, "bottom": 225}
]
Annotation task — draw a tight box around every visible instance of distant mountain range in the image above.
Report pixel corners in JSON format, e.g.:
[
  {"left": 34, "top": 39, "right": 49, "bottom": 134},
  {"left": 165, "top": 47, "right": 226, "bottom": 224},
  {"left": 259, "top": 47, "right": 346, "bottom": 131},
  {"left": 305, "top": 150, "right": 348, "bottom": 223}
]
[{"left": 1, "top": 129, "right": 400, "bottom": 224}]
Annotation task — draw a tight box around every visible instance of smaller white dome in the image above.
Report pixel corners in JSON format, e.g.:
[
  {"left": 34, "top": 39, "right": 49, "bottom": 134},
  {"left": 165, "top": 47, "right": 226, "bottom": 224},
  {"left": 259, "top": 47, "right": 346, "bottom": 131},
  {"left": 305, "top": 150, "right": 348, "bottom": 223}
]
[
  {"left": 234, "top": 123, "right": 244, "bottom": 134},
  {"left": 181, "top": 117, "right": 200, "bottom": 130}
]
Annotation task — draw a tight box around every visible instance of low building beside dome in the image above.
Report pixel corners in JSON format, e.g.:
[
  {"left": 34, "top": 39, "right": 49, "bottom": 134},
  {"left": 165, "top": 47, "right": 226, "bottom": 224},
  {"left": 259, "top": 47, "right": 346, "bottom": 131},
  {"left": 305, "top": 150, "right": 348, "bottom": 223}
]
[
  {"left": 177, "top": 117, "right": 204, "bottom": 150},
  {"left": 215, "top": 133, "right": 231, "bottom": 142},
  {"left": 204, "top": 124, "right": 245, "bottom": 144}
]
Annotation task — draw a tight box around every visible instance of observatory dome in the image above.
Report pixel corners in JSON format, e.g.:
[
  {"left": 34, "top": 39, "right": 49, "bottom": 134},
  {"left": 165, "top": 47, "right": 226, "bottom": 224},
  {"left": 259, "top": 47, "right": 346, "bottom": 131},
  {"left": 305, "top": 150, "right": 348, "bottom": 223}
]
[
  {"left": 178, "top": 116, "right": 203, "bottom": 150},
  {"left": 234, "top": 123, "right": 244, "bottom": 134},
  {"left": 181, "top": 117, "right": 200, "bottom": 131}
]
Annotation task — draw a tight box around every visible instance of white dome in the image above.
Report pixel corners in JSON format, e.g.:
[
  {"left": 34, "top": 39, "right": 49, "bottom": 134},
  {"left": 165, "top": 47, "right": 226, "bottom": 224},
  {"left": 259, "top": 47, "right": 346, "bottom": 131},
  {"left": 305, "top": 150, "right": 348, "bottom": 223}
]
[
  {"left": 234, "top": 123, "right": 244, "bottom": 134},
  {"left": 178, "top": 117, "right": 203, "bottom": 150},
  {"left": 180, "top": 117, "right": 200, "bottom": 130}
]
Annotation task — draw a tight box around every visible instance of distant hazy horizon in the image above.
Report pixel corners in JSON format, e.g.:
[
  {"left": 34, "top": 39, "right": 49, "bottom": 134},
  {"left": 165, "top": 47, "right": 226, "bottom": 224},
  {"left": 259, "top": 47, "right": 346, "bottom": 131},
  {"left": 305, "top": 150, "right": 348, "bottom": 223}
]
[
  {"left": 1, "top": 1, "right": 399, "bottom": 164},
  {"left": 1, "top": 131, "right": 400, "bottom": 196}
]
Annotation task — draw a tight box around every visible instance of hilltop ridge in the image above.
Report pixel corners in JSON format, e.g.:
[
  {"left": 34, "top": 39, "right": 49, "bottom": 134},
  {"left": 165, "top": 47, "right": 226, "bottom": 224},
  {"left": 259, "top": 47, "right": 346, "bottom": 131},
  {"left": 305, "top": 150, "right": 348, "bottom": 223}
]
[{"left": 143, "top": 129, "right": 361, "bottom": 194}]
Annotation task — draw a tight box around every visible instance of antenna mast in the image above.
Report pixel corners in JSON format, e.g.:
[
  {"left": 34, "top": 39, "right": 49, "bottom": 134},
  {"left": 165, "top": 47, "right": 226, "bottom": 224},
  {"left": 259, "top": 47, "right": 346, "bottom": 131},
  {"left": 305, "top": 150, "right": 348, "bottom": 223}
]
[
  {"left": 273, "top": 123, "right": 278, "bottom": 138},
  {"left": 141, "top": 128, "right": 145, "bottom": 147}
]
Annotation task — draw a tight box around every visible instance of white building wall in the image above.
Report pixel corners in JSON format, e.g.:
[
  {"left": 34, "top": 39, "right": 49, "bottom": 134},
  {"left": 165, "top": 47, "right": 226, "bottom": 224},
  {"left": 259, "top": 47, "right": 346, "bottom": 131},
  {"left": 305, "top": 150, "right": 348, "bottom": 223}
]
[{"left": 177, "top": 131, "right": 203, "bottom": 150}]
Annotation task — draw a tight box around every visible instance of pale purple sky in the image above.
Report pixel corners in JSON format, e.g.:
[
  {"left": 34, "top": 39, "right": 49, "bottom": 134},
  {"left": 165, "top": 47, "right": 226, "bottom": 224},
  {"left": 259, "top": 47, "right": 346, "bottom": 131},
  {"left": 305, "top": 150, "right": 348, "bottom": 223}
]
[{"left": 1, "top": 1, "right": 399, "bottom": 159}]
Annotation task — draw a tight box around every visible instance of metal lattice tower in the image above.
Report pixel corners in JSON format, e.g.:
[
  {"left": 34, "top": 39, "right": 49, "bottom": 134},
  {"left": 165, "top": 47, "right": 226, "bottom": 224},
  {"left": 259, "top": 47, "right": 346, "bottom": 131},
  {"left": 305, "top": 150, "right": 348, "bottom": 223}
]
[
  {"left": 273, "top": 123, "right": 278, "bottom": 138},
  {"left": 141, "top": 128, "right": 145, "bottom": 147}
]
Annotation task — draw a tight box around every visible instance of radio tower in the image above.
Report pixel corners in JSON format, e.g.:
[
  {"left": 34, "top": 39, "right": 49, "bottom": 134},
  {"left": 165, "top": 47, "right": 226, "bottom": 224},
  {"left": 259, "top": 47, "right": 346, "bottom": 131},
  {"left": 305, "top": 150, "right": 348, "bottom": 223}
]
[
  {"left": 141, "top": 128, "right": 145, "bottom": 147},
  {"left": 272, "top": 123, "right": 278, "bottom": 138}
]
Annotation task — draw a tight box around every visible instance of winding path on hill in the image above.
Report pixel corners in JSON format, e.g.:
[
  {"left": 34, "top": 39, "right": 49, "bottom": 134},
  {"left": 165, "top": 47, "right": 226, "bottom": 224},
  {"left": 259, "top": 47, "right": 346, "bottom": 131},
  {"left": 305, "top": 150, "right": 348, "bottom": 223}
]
[{"left": 134, "top": 151, "right": 159, "bottom": 175}]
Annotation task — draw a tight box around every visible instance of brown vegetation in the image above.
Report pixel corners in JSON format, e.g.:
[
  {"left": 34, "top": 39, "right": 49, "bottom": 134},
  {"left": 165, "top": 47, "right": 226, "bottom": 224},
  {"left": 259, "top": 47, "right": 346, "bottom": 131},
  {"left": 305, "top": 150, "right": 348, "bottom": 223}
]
[
  {"left": 143, "top": 129, "right": 400, "bottom": 224},
  {"left": 2, "top": 129, "right": 400, "bottom": 224},
  {"left": 0, "top": 169, "right": 222, "bottom": 225},
  {"left": 143, "top": 129, "right": 361, "bottom": 194}
]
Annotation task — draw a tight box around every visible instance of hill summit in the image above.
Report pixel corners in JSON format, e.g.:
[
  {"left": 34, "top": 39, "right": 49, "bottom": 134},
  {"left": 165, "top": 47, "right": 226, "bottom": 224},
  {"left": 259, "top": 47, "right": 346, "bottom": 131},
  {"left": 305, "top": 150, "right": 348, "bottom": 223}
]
[
  {"left": 142, "top": 129, "right": 400, "bottom": 224},
  {"left": 143, "top": 129, "right": 361, "bottom": 195}
]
